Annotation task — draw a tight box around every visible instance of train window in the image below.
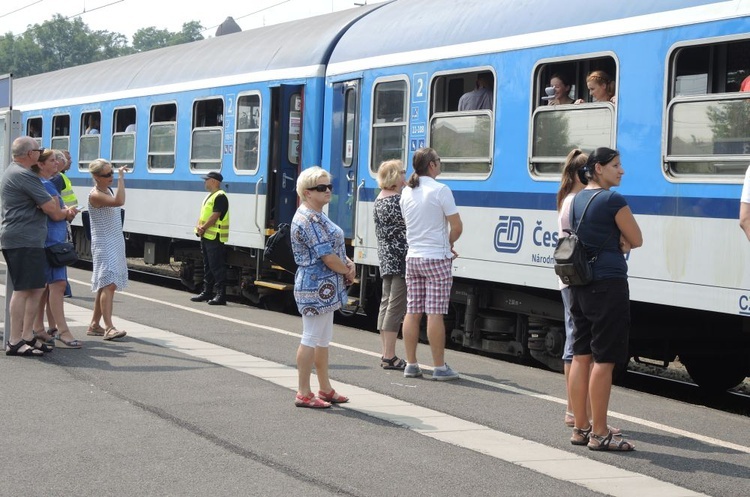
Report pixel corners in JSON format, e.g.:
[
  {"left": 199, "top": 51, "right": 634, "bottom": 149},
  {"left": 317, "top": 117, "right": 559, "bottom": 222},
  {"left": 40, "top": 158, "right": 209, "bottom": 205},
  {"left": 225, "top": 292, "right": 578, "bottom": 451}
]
[
  {"left": 191, "top": 97, "right": 224, "bottom": 171},
  {"left": 148, "top": 103, "right": 177, "bottom": 171},
  {"left": 27, "top": 117, "right": 42, "bottom": 145},
  {"left": 370, "top": 79, "right": 407, "bottom": 172},
  {"left": 665, "top": 39, "right": 750, "bottom": 178},
  {"left": 51, "top": 114, "right": 70, "bottom": 160},
  {"left": 530, "top": 56, "right": 617, "bottom": 176},
  {"left": 79, "top": 111, "right": 101, "bottom": 170},
  {"left": 112, "top": 108, "right": 136, "bottom": 169},
  {"left": 429, "top": 70, "right": 494, "bottom": 176},
  {"left": 342, "top": 88, "right": 357, "bottom": 167},
  {"left": 288, "top": 93, "right": 302, "bottom": 165},
  {"left": 235, "top": 94, "right": 260, "bottom": 172}
]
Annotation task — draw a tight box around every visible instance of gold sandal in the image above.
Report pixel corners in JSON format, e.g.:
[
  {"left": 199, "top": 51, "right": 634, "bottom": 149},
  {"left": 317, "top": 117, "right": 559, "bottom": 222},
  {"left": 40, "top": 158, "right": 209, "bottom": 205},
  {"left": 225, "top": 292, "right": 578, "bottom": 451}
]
[
  {"left": 87, "top": 323, "right": 105, "bottom": 336},
  {"left": 102, "top": 326, "right": 127, "bottom": 341}
]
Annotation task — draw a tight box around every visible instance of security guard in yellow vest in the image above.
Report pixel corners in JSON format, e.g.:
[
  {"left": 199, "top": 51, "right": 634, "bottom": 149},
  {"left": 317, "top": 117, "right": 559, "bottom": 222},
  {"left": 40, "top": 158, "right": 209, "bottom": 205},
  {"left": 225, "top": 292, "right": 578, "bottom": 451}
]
[{"left": 191, "top": 171, "right": 230, "bottom": 305}]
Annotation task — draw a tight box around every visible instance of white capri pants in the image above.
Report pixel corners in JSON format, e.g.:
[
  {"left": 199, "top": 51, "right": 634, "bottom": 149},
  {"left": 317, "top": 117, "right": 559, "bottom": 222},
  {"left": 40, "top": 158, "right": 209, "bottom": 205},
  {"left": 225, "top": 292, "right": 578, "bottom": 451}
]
[{"left": 301, "top": 312, "right": 334, "bottom": 348}]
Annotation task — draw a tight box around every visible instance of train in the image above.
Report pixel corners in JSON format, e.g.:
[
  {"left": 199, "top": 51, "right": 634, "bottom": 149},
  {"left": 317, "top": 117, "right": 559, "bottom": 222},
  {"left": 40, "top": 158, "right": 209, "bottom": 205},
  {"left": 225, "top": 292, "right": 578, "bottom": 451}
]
[{"left": 3, "top": 0, "right": 750, "bottom": 391}]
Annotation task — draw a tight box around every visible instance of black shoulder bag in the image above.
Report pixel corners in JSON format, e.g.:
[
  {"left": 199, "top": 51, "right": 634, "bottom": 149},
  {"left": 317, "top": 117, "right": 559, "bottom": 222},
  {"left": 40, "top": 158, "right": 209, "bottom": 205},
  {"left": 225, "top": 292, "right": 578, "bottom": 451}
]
[
  {"left": 264, "top": 223, "right": 298, "bottom": 273},
  {"left": 553, "top": 190, "right": 604, "bottom": 286}
]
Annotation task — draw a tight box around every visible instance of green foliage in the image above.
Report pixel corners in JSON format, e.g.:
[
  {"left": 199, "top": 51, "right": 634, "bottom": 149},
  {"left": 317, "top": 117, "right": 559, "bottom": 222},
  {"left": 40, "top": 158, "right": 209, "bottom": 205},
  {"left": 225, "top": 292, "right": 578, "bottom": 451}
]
[{"left": 0, "top": 14, "right": 205, "bottom": 78}]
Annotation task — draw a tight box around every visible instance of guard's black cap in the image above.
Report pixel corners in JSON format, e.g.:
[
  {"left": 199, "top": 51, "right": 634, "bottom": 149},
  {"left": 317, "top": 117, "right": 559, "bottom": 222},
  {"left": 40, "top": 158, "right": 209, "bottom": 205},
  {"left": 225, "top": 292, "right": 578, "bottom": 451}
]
[{"left": 201, "top": 171, "right": 223, "bottom": 182}]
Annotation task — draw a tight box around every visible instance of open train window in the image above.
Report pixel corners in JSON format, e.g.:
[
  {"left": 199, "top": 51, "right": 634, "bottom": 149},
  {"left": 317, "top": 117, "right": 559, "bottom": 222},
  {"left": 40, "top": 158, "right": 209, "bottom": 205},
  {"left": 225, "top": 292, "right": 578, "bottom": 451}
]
[
  {"left": 370, "top": 78, "right": 407, "bottom": 173},
  {"left": 235, "top": 94, "right": 260, "bottom": 173},
  {"left": 112, "top": 107, "right": 136, "bottom": 169},
  {"left": 342, "top": 87, "right": 357, "bottom": 168},
  {"left": 665, "top": 39, "right": 750, "bottom": 179},
  {"left": 52, "top": 115, "right": 70, "bottom": 160},
  {"left": 191, "top": 97, "right": 224, "bottom": 171},
  {"left": 429, "top": 70, "right": 494, "bottom": 177},
  {"left": 79, "top": 111, "right": 101, "bottom": 170},
  {"left": 148, "top": 103, "right": 177, "bottom": 171},
  {"left": 530, "top": 56, "right": 617, "bottom": 177},
  {"left": 26, "top": 117, "right": 42, "bottom": 146}
]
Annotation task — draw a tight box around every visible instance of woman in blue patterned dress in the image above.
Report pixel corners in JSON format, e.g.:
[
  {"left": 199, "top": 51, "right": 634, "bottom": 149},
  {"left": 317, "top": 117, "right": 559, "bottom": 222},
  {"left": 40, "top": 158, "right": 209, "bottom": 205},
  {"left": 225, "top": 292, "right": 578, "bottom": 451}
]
[
  {"left": 291, "top": 166, "right": 356, "bottom": 408},
  {"left": 86, "top": 159, "right": 128, "bottom": 341}
]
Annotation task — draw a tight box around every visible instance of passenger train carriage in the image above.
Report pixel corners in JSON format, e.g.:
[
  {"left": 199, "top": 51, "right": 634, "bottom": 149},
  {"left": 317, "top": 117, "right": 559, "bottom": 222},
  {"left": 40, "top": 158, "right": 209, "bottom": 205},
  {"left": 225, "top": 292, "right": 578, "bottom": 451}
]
[{"left": 5, "top": 0, "right": 750, "bottom": 390}]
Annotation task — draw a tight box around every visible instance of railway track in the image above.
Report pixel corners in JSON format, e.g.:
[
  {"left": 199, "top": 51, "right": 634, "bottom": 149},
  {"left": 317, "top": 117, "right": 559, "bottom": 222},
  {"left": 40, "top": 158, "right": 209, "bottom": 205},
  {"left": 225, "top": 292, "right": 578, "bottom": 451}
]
[{"left": 121, "top": 259, "right": 750, "bottom": 416}]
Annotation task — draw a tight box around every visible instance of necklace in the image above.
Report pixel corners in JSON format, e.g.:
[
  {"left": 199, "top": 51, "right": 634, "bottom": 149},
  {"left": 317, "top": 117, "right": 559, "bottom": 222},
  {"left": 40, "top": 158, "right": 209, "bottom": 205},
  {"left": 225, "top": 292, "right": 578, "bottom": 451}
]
[{"left": 96, "top": 187, "right": 110, "bottom": 194}]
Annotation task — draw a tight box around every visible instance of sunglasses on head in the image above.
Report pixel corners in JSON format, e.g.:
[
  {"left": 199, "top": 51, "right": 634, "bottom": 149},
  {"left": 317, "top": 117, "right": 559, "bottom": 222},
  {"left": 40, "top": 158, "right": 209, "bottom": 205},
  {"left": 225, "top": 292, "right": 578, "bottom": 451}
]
[
  {"left": 98, "top": 171, "right": 113, "bottom": 178},
  {"left": 307, "top": 184, "right": 333, "bottom": 192}
]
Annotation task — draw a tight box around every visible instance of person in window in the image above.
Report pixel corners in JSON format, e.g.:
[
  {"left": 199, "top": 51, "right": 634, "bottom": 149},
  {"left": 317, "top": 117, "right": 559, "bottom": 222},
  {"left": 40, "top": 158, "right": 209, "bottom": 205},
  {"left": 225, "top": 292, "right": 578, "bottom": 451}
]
[
  {"left": 373, "top": 159, "right": 408, "bottom": 371},
  {"left": 739, "top": 165, "right": 750, "bottom": 240},
  {"left": 458, "top": 72, "right": 494, "bottom": 111},
  {"left": 574, "top": 71, "right": 616, "bottom": 104},
  {"left": 567, "top": 147, "right": 641, "bottom": 452},
  {"left": 85, "top": 115, "right": 100, "bottom": 135},
  {"left": 546, "top": 73, "right": 574, "bottom": 105},
  {"left": 741, "top": 75, "right": 750, "bottom": 92},
  {"left": 291, "top": 166, "right": 355, "bottom": 408}
]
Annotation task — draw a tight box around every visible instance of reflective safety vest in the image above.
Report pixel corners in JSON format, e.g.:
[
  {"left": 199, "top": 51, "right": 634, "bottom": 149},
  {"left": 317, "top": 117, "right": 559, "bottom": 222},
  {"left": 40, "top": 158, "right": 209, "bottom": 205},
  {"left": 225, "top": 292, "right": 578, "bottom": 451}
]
[
  {"left": 60, "top": 173, "right": 78, "bottom": 207},
  {"left": 196, "top": 189, "right": 229, "bottom": 242}
]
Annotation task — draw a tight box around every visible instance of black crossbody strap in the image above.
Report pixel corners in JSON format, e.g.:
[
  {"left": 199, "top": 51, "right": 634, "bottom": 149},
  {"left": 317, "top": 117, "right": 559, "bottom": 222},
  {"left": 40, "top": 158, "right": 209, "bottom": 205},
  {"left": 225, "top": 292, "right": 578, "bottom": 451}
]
[{"left": 570, "top": 190, "right": 612, "bottom": 262}]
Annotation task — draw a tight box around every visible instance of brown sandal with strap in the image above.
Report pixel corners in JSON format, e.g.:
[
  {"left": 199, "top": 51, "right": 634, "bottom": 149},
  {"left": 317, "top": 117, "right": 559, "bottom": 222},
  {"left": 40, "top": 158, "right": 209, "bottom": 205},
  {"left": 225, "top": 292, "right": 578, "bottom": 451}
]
[
  {"left": 588, "top": 430, "right": 635, "bottom": 451},
  {"left": 103, "top": 326, "right": 127, "bottom": 341}
]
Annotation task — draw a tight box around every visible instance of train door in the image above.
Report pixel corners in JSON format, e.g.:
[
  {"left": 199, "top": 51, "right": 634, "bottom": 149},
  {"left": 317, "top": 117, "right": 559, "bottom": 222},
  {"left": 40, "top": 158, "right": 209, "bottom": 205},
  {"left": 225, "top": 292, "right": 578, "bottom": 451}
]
[
  {"left": 328, "top": 80, "right": 360, "bottom": 240},
  {"left": 266, "top": 85, "right": 303, "bottom": 229}
]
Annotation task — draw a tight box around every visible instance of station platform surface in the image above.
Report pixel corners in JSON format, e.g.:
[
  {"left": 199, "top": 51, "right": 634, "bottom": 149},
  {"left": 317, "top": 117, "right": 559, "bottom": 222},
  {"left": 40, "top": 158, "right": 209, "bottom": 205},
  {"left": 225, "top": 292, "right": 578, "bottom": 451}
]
[{"left": 1, "top": 266, "right": 749, "bottom": 497}]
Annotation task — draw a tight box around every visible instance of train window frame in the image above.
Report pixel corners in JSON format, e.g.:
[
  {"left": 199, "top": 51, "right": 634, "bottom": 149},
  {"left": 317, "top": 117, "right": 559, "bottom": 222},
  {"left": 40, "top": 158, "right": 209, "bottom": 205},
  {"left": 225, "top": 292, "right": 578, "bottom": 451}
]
[
  {"left": 529, "top": 54, "right": 618, "bottom": 180},
  {"left": 111, "top": 107, "right": 136, "bottom": 170},
  {"left": 147, "top": 102, "right": 177, "bottom": 173},
  {"left": 190, "top": 96, "right": 224, "bottom": 172},
  {"left": 235, "top": 92, "right": 261, "bottom": 174},
  {"left": 79, "top": 110, "right": 101, "bottom": 171},
  {"left": 663, "top": 36, "right": 750, "bottom": 182},
  {"left": 52, "top": 114, "right": 71, "bottom": 162},
  {"left": 26, "top": 116, "right": 43, "bottom": 146},
  {"left": 428, "top": 68, "right": 495, "bottom": 179},
  {"left": 369, "top": 76, "right": 409, "bottom": 174}
]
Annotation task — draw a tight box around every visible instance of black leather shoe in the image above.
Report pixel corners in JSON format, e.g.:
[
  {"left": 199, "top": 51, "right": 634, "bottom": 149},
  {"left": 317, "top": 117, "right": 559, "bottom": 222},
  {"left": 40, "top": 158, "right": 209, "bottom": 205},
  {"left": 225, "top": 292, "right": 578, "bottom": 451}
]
[
  {"left": 190, "top": 292, "right": 213, "bottom": 302},
  {"left": 207, "top": 295, "right": 226, "bottom": 306}
]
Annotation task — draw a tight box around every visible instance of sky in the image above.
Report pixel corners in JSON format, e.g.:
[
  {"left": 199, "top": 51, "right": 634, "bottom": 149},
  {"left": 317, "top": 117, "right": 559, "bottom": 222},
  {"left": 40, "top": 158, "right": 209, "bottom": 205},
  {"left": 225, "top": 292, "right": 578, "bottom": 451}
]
[{"left": 0, "top": 0, "right": 389, "bottom": 40}]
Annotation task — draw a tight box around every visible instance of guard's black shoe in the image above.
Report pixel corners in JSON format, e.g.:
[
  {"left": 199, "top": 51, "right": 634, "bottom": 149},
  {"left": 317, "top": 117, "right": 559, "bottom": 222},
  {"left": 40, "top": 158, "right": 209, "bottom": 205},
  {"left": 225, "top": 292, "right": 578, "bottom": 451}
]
[
  {"left": 207, "top": 295, "right": 226, "bottom": 306},
  {"left": 190, "top": 292, "right": 213, "bottom": 302}
]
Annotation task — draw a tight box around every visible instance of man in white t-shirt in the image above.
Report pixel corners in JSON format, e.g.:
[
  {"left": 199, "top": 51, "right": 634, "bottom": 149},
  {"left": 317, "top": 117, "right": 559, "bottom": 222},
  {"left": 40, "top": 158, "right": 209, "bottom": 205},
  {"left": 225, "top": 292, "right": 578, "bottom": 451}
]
[
  {"left": 399, "top": 148, "right": 463, "bottom": 381},
  {"left": 740, "top": 165, "right": 750, "bottom": 241}
]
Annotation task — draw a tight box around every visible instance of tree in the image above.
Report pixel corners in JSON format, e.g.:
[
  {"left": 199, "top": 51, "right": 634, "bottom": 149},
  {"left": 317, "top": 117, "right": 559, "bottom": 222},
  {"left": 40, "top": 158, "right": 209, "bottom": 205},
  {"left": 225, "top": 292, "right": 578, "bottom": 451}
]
[{"left": 132, "top": 21, "right": 204, "bottom": 52}]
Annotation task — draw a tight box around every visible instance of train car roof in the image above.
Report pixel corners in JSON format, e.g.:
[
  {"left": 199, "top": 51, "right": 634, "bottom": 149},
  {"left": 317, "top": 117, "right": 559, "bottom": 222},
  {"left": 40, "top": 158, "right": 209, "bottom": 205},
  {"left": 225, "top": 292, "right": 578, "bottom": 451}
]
[
  {"left": 327, "top": 0, "right": 748, "bottom": 75},
  {"left": 14, "top": 4, "right": 383, "bottom": 109}
]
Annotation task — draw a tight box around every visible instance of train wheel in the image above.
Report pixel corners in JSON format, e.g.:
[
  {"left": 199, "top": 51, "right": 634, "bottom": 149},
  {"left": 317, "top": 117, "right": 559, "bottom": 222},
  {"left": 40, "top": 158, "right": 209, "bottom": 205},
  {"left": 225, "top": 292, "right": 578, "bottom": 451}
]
[{"left": 680, "top": 353, "right": 748, "bottom": 391}]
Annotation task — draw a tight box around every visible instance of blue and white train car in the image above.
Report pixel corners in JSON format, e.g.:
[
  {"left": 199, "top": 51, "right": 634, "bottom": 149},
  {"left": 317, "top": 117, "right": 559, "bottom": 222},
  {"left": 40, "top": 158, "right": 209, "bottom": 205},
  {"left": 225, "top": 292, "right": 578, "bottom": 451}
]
[
  {"left": 323, "top": 0, "right": 750, "bottom": 389},
  {"left": 12, "top": 5, "right": 381, "bottom": 297}
]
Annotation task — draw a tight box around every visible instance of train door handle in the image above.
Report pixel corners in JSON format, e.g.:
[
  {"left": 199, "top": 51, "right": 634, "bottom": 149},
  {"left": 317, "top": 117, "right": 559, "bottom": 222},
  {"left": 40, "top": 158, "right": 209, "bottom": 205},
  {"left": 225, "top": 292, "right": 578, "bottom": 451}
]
[
  {"left": 282, "top": 172, "right": 295, "bottom": 190},
  {"left": 254, "top": 176, "right": 264, "bottom": 234},
  {"left": 354, "top": 179, "right": 365, "bottom": 244},
  {"left": 347, "top": 170, "right": 355, "bottom": 198}
]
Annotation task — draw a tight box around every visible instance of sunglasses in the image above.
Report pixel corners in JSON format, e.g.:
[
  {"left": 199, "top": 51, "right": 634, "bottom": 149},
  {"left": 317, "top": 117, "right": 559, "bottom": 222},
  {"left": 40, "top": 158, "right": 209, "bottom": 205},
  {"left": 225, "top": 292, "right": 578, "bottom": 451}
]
[
  {"left": 98, "top": 171, "right": 114, "bottom": 178},
  {"left": 307, "top": 184, "right": 333, "bottom": 192},
  {"left": 30, "top": 148, "right": 44, "bottom": 153}
]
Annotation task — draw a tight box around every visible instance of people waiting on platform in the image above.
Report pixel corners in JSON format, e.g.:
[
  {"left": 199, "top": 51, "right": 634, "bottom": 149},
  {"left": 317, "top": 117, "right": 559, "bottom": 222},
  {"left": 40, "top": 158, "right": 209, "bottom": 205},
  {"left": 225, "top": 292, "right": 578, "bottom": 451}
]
[
  {"left": 291, "top": 166, "right": 355, "bottom": 408},
  {"left": 373, "top": 159, "right": 409, "bottom": 371},
  {"left": 32, "top": 149, "right": 82, "bottom": 349},
  {"left": 400, "top": 147, "right": 463, "bottom": 380},
  {"left": 567, "top": 147, "right": 641, "bottom": 451},
  {"left": 86, "top": 159, "right": 128, "bottom": 341}
]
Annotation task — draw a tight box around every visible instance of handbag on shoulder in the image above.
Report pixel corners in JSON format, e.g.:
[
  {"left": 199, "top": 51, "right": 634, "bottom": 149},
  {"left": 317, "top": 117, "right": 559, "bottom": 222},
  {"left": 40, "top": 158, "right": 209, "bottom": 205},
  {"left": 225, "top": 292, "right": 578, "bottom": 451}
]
[
  {"left": 46, "top": 242, "right": 79, "bottom": 267},
  {"left": 553, "top": 191, "right": 603, "bottom": 286},
  {"left": 264, "top": 223, "right": 298, "bottom": 273}
]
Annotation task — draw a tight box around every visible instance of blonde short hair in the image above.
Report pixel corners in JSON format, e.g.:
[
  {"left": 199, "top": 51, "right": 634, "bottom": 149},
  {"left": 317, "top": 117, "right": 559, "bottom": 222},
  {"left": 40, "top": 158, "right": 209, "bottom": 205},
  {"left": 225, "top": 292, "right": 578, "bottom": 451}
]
[
  {"left": 296, "top": 166, "right": 331, "bottom": 198},
  {"left": 88, "top": 158, "right": 112, "bottom": 176},
  {"left": 377, "top": 159, "right": 404, "bottom": 190}
]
